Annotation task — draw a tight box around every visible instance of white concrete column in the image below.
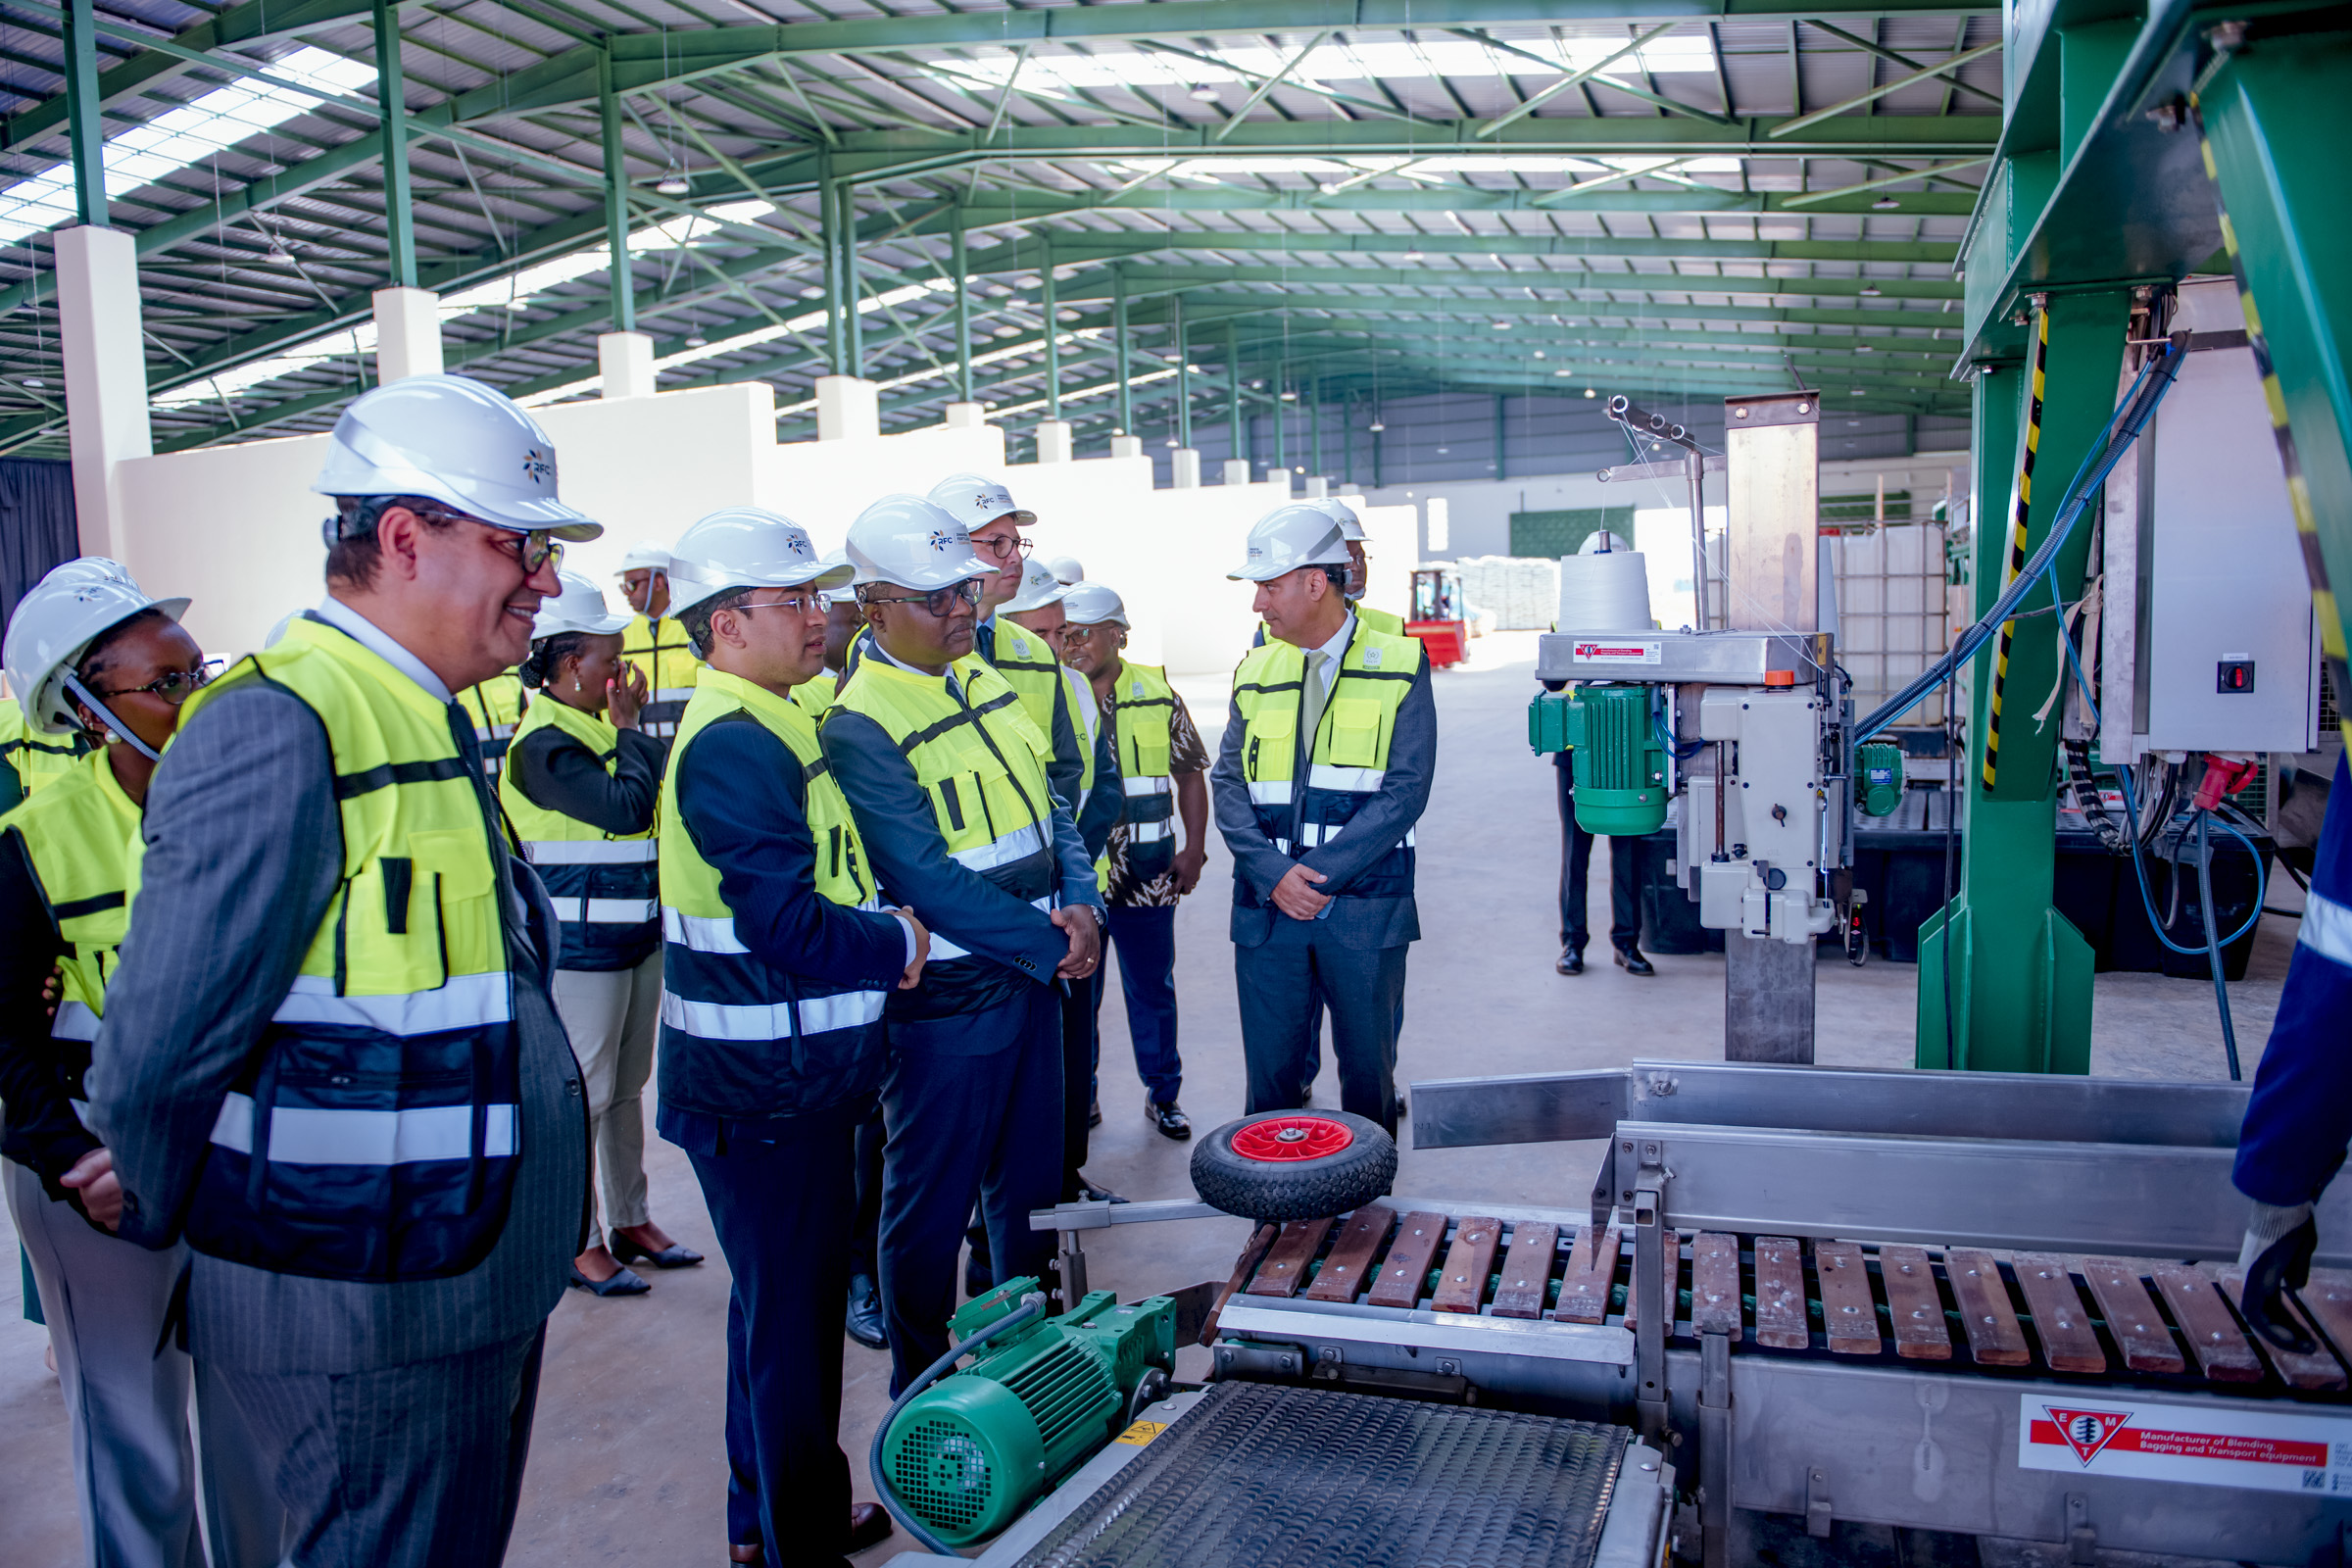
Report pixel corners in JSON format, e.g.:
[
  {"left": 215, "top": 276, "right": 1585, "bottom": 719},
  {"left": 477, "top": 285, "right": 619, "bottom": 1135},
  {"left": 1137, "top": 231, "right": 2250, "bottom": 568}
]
[
  {"left": 1221, "top": 458, "right": 1250, "bottom": 486},
  {"left": 1336, "top": 484, "right": 1362, "bottom": 497},
  {"left": 599, "top": 331, "right": 658, "bottom": 400},
  {"left": 1035, "top": 420, "right": 1073, "bottom": 463},
  {"left": 1170, "top": 448, "right": 1200, "bottom": 489},
  {"left": 942, "top": 401, "right": 988, "bottom": 429},
  {"left": 372, "top": 286, "right": 444, "bottom": 382},
  {"left": 1304, "top": 475, "right": 1329, "bottom": 499},
  {"left": 816, "top": 374, "right": 880, "bottom": 440},
  {"left": 55, "top": 225, "right": 152, "bottom": 560},
  {"left": 1108, "top": 435, "right": 1143, "bottom": 459}
]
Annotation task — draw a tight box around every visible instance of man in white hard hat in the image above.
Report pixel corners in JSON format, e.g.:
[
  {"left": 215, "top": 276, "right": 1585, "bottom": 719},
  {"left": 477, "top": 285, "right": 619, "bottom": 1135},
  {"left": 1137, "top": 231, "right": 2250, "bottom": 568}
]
[
  {"left": 1001, "top": 558, "right": 1124, "bottom": 1211},
  {"left": 1059, "top": 583, "right": 1210, "bottom": 1142},
  {"left": 617, "top": 538, "right": 700, "bottom": 740},
  {"left": 1045, "top": 555, "right": 1085, "bottom": 586},
  {"left": 1315, "top": 497, "right": 1406, "bottom": 636},
  {"left": 656, "top": 509, "right": 923, "bottom": 1566},
  {"left": 88, "top": 372, "right": 597, "bottom": 1568},
  {"left": 820, "top": 495, "right": 1102, "bottom": 1394},
  {"left": 1211, "top": 503, "right": 1435, "bottom": 1136}
]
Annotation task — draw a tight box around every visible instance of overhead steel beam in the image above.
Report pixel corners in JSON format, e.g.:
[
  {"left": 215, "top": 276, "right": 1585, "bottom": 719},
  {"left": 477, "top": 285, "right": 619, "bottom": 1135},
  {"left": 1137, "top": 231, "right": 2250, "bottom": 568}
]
[
  {"left": 1115, "top": 286, "right": 1962, "bottom": 332},
  {"left": 937, "top": 185, "right": 1980, "bottom": 219},
  {"left": 954, "top": 227, "right": 1960, "bottom": 274},
  {"left": 1770, "top": 39, "right": 2001, "bottom": 136},
  {"left": 1054, "top": 264, "right": 1964, "bottom": 303}
]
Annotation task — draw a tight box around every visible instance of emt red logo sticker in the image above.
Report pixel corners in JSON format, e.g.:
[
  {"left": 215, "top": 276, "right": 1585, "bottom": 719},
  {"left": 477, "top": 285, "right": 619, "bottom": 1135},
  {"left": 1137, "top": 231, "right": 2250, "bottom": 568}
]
[
  {"left": 2043, "top": 1406, "right": 2132, "bottom": 1464},
  {"left": 2019, "top": 1394, "right": 2351, "bottom": 1494}
]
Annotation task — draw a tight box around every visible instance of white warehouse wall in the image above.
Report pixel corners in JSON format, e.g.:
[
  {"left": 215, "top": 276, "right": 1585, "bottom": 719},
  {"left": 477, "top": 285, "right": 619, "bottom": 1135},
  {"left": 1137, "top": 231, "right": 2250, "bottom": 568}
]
[{"left": 108, "top": 382, "right": 1385, "bottom": 680}]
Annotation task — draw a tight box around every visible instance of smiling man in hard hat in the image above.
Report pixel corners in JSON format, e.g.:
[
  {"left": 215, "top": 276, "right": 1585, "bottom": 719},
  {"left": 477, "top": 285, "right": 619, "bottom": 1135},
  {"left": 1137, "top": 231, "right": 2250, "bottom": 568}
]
[
  {"left": 820, "top": 494, "right": 1103, "bottom": 1395},
  {"left": 87, "top": 373, "right": 597, "bottom": 1568},
  {"left": 617, "top": 538, "right": 701, "bottom": 741},
  {"left": 1212, "top": 502, "right": 1436, "bottom": 1137}
]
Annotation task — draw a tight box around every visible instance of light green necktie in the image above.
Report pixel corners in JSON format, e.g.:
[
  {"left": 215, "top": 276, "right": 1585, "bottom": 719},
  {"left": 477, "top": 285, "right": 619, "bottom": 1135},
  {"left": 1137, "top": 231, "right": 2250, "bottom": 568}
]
[{"left": 1299, "top": 649, "right": 1331, "bottom": 750}]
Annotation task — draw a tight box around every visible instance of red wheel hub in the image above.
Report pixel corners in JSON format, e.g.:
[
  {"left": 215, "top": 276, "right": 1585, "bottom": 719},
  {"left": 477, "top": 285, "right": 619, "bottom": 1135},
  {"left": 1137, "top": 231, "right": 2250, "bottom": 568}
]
[{"left": 1231, "top": 1115, "right": 1354, "bottom": 1162}]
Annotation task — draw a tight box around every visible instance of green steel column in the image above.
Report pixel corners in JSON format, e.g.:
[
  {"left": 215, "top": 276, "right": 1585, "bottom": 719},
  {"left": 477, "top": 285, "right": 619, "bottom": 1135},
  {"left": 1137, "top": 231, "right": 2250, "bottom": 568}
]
[
  {"left": 374, "top": 0, "right": 416, "bottom": 286},
  {"left": 952, "top": 207, "right": 973, "bottom": 403},
  {"left": 841, "top": 181, "right": 862, "bottom": 379},
  {"left": 1225, "top": 323, "right": 1243, "bottom": 459},
  {"left": 1373, "top": 418, "right": 1384, "bottom": 489},
  {"left": 1042, "top": 243, "right": 1060, "bottom": 422},
  {"left": 1173, "top": 296, "right": 1190, "bottom": 450},
  {"left": 1111, "top": 267, "right": 1132, "bottom": 435},
  {"left": 2196, "top": 29, "right": 2352, "bottom": 688},
  {"left": 1273, "top": 364, "right": 1287, "bottom": 473},
  {"left": 1916, "top": 289, "right": 2127, "bottom": 1073},
  {"left": 1310, "top": 383, "right": 1323, "bottom": 478},
  {"left": 817, "top": 157, "right": 841, "bottom": 372},
  {"left": 64, "top": 0, "right": 105, "bottom": 226},
  {"left": 1494, "top": 393, "right": 1507, "bottom": 480},
  {"left": 598, "top": 49, "right": 633, "bottom": 333}
]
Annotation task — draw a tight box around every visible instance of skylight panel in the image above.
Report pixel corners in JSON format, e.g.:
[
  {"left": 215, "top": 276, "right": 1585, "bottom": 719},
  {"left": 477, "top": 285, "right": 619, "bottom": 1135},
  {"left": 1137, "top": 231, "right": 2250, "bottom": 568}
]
[{"left": 0, "top": 48, "right": 375, "bottom": 248}]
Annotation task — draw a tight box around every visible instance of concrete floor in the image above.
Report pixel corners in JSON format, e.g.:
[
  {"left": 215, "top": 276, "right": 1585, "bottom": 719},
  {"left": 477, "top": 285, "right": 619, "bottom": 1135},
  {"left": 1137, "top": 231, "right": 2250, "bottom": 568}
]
[{"left": 0, "top": 630, "right": 2299, "bottom": 1567}]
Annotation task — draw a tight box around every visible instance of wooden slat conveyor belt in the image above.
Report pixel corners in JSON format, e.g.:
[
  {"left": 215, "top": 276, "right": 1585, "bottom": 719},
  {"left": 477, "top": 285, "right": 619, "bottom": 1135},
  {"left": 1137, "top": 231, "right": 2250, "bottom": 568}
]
[{"left": 1232, "top": 1206, "right": 2352, "bottom": 1395}]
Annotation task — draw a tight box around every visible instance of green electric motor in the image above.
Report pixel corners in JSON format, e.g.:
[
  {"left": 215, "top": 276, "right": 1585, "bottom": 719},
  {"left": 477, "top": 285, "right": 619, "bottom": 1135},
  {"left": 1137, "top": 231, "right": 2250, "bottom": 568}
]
[
  {"left": 1857, "top": 741, "right": 1905, "bottom": 817},
  {"left": 1528, "top": 684, "right": 1669, "bottom": 835},
  {"left": 883, "top": 1282, "right": 1176, "bottom": 1545}
]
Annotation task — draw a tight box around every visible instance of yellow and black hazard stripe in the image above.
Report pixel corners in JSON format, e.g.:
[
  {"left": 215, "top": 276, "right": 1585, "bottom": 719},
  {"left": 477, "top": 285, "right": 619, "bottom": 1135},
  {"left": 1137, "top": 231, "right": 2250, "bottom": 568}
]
[
  {"left": 2191, "top": 90, "right": 2351, "bottom": 708},
  {"left": 1982, "top": 307, "right": 2049, "bottom": 793}
]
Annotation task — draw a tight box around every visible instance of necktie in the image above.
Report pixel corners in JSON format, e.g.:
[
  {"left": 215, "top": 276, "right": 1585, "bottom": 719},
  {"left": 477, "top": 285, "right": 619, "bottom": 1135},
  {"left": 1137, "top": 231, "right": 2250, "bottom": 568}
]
[{"left": 1298, "top": 650, "right": 1331, "bottom": 752}]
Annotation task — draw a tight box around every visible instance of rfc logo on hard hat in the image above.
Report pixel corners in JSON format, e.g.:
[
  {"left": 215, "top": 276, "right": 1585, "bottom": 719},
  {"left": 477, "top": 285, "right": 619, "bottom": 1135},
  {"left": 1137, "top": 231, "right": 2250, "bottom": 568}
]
[
  {"left": 928, "top": 528, "right": 958, "bottom": 554},
  {"left": 975, "top": 488, "right": 1013, "bottom": 514},
  {"left": 521, "top": 448, "right": 555, "bottom": 486}
]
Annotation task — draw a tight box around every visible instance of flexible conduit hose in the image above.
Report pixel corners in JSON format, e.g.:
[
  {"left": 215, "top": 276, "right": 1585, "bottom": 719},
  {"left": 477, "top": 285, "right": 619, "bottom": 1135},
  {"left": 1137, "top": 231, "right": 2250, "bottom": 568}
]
[
  {"left": 868, "top": 1293, "right": 1049, "bottom": 1559},
  {"left": 1852, "top": 335, "right": 2190, "bottom": 743}
]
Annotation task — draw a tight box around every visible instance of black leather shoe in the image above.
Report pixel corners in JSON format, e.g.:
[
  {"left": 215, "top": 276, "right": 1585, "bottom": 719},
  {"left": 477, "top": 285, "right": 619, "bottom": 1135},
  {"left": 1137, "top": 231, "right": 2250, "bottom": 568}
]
[
  {"left": 1556, "top": 946, "right": 1585, "bottom": 975},
  {"left": 846, "top": 1272, "right": 887, "bottom": 1349},
  {"left": 1087, "top": 1097, "right": 1102, "bottom": 1129},
  {"left": 1614, "top": 947, "right": 1655, "bottom": 977},
  {"left": 2243, "top": 1217, "right": 2321, "bottom": 1354},
  {"left": 1148, "top": 1102, "right": 1192, "bottom": 1141},
  {"left": 848, "top": 1502, "right": 894, "bottom": 1552},
  {"left": 568, "top": 1262, "right": 650, "bottom": 1298},
  {"left": 1075, "top": 1177, "right": 1129, "bottom": 1204},
  {"left": 611, "top": 1233, "right": 705, "bottom": 1269}
]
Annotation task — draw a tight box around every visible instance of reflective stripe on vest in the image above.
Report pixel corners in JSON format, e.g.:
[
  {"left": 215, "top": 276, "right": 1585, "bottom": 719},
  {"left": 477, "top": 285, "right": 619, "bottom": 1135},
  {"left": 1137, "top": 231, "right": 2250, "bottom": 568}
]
[
  {"left": 1, "top": 751, "right": 136, "bottom": 1102},
  {"left": 172, "top": 613, "right": 522, "bottom": 1284},
  {"left": 455, "top": 673, "right": 527, "bottom": 779},
  {"left": 623, "top": 613, "right": 703, "bottom": 738},
  {"left": 928, "top": 893, "right": 1055, "bottom": 962},
  {"left": 498, "top": 697, "right": 658, "bottom": 964},
  {"left": 658, "top": 670, "right": 885, "bottom": 1103},
  {"left": 827, "top": 654, "right": 1061, "bottom": 909},
  {"left": 1230, "top": 624, "right": 1422, "bottom": 902},
  {"left": 0, "top": 702, "right": 92, "bottom": 801}
]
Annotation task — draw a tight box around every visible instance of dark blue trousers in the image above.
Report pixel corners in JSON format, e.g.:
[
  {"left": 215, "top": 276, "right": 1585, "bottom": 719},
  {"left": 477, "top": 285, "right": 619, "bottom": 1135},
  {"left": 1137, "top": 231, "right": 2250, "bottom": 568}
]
[
  {"left": 878, "top": 985, "right": 1063, "bottom": 1393},
  {"left": 686, "top": 1102, "right": 862, "bottom": 1566},
  {"left": 1103, "top": 906, "right": 1182, "bottom": 1106},
  {"left": 1237, "top": 922, "right": 1408, "bottom": 1135}
]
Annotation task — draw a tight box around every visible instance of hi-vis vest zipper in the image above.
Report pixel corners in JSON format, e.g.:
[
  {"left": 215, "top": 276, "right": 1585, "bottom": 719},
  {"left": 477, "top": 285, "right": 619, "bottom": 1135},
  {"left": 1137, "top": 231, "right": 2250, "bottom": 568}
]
[
  {"left": 498, "top": 697, "right": 657, "bottom": 966},
  {"left": 0, "top": 748, "right": 138, "bottom": 1107},
  {"left": 1111, "top": 661, "right": 1179, "bottom": 880},
  {"left": 1231, "top": 624, "right": 1423, "bottom": 902},
  {"left": 622, "top": 612, "right": 702, "bottom": 739},
  {"left": 171, "top": 613, "right": 522, "bottom": 1282},
  {"left": 826, "top": 653, "right": 1061, "bottom": 961},
  {"left": 657, "top": 668, "right": 886, "bottom": 1116}
]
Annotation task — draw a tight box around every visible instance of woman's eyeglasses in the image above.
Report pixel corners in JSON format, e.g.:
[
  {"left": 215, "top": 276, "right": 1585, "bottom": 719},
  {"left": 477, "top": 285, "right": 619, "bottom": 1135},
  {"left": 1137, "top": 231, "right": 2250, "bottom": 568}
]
[
  {"left": 862, "top": 578, "right": 985, "bottom": 617},
  {"left": 99, "top": 661, "right": 222, "bottom": 705}
]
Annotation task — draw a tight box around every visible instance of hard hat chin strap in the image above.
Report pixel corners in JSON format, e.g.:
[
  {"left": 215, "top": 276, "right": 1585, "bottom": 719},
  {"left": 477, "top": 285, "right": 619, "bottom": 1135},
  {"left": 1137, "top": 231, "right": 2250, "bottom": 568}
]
[{"left": 61, "top": 673, "right": 164, "bottom": 763}]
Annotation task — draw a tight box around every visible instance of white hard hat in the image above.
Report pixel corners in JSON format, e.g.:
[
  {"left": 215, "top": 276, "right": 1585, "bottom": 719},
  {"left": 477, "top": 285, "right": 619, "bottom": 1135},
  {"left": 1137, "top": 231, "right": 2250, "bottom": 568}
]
[
  {"left": 666, "top": 509, "right": 851, "bottom": 617},
  {"left": 1045, "top": 555, "right": 1085, "bottom": 585},
  {"left": 3, "top": 558, "right": 190, "bottom": 736},
  {"left": 1579, "top": 530, "right": 1633, "bottom": 555},
  {"left": 1001, "top": 558, "right": 1069, "bottom": 614},
  {"left": 616, "top": 540, "right": 671, "bottom": 575},
  {"left": 1227, "top": 503, "right": 1352, "bottom": 583},
  {"left": 928, "top": 472, "right": 1033, "bottom": 529},
  {"left": 312, "top": 372, "right": 601, "bottom": 539},
  {"left": 815, "top": 550, "right": 858, "bottom": 607},
  {"left": 1059, "top": 582, "right": 1128, "bottom": 628},
  {"left": 1309, "top": 498, "right": 1365, "bottom": 542},
  {"left": 532, "top": 570, "right": 631, "bottom": 639},
  {"left": 846, "top": 495, "right": 994, "bottom": 590}
]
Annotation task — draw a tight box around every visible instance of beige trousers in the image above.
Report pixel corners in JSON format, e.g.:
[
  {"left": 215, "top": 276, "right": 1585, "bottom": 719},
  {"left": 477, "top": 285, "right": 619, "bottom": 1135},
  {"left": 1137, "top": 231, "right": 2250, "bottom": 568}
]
[{"left": 551, "top": 951, "right": 663, "bottom": 1250}]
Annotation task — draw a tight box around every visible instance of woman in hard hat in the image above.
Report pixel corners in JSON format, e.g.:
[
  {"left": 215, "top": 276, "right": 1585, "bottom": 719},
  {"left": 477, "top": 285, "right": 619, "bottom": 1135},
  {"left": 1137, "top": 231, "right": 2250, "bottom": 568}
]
[
  {"left": 501, "top": 569, "right": 702, "bottom": 1297},
  {"left": 0, "top": 558, "right": 279, "bottom": 1565}
]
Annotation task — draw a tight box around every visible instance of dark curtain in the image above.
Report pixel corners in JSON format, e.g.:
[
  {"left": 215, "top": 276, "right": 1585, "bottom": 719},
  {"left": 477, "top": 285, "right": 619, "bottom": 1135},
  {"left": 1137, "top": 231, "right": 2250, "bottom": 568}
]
[{"left": 0, "top": 459, "right": 79, "bottom": 639}]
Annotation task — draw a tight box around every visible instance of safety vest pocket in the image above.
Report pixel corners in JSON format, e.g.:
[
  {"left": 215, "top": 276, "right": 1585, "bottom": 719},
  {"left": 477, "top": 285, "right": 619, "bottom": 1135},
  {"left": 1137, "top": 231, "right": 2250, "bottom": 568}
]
[
  {"left": 1130, "top": 723, "right": 1171, "bottom": 779},
  {"left": 1245, "top": 709, "right": 1295, "bottom": 780},
  {"left": 1325, "top": 697, "right": 1386, "bottom": 769}
]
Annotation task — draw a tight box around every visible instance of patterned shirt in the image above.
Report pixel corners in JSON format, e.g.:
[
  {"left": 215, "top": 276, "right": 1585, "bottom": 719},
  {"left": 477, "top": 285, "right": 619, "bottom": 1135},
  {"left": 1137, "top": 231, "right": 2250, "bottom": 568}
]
[{"left": 1099, "top": 672, "right": 1209, "bottom": 908}]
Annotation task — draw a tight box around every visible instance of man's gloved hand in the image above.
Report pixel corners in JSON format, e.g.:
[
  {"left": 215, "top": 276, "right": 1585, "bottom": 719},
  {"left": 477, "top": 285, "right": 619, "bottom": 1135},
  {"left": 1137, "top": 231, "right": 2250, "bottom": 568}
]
[{"left": 2240, "top": 1207, "right": 2319, "bottom": 1355}]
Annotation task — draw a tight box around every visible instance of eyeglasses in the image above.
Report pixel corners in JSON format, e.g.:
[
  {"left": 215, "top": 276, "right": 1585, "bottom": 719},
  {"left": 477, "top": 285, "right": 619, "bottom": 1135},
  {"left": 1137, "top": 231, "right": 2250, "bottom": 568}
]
[
  {"left": 729, "top": 592, "right": 820, "bottom": 618},
  {"left": 863, "top": 578, "right": 985, "bottom": 617},
  {"left": 98, "top": 660, "right": 221, "bottom": 706},
  {"left": 971, "top": 531, "right": 1035, "bottom": 564},
  {"left": 413, "top": 504, "right": 564, "bottom": 574}
]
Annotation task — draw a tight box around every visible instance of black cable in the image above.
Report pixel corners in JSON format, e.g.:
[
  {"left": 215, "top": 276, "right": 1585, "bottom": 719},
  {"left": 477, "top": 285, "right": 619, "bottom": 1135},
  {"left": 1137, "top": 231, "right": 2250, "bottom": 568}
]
[
  {"left": 2194, "top": 810, "right": 2243, "bottom": 1082},
  {"left": 868, "top": 1294, "right": 1049, "bottom": 1557}
]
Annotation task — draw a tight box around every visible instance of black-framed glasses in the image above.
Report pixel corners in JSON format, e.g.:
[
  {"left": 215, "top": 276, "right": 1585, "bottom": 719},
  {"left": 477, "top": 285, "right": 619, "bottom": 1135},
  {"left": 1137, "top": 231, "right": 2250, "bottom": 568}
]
[
  {"left": 863, "top": 578, "right": 984, "bottom": 617},
  {"left": 730, "top": 591, "right": 820, "bottom": 618},
  {"left": 98, "top": 660, "right": 221, "bottom": 706},
  {"left": 971, "top": 531, "right": 1035, "bottom": 564}
]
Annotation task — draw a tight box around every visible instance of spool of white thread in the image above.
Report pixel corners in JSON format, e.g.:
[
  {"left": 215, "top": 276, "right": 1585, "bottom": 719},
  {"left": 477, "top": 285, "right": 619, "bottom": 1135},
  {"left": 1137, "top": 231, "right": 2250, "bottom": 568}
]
[{"left": 1556, "top": 547, "right": 1654, "bottom": 633}]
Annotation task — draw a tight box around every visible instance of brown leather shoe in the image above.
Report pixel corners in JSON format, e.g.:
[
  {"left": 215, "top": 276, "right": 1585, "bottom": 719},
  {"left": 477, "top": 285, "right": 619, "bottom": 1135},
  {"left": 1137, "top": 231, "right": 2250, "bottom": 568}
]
[
  {"left": 728, "top": 1545, "right": 762, "bottom": 1564},
  {"left": 848, "top": 1502, "right": 894, "bottom": 1553}
]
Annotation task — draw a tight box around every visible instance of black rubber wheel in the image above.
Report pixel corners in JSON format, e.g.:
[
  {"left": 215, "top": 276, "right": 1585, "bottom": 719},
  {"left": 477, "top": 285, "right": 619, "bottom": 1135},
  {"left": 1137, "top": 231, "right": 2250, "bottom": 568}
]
[{"left": 1190, "top": 1110, "right": 1397, "bottom": 1224}]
